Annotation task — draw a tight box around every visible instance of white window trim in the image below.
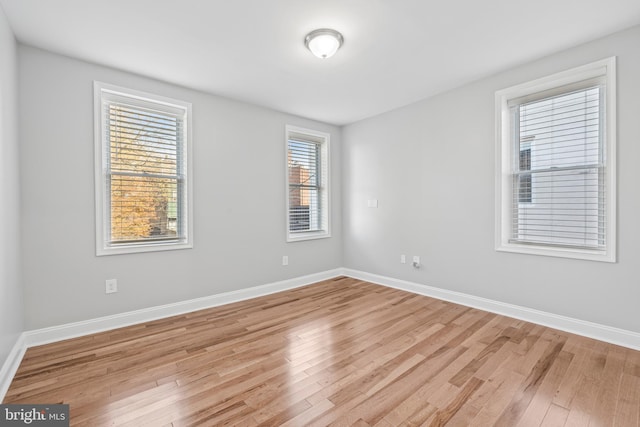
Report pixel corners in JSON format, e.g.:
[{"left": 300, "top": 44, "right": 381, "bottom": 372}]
[
  {"left": 94, "top": 81, "right": 194, "bottom": 256},
  {"left": 495, "top": 57, "right": 616, "bottom": 262},
  {"left": 285, "top": 125, "right": 331, "bottom": 242}
]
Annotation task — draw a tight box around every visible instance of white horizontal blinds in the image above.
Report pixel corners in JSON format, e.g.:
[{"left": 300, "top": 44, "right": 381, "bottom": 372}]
[
  {"left": 104, "top": 97, "right": 186, "bottom": 245},
  {"left": 511, "top": 82, "right": 605, "bottom": 250},
  {"left": 288, "top": 134, "right": 323, "bottom": 233}
]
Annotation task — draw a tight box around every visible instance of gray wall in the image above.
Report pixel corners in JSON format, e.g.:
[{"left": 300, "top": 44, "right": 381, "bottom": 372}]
[
  {"left": 19, "top": 46, "right": 342, "bottom": 330},
  {"left": 0, "top": 7, "right": 23, "bottom": 364},
  {"left": 11, "top": 21, "right": 640, "bottom": 338},
  {"left": 342, "top": 25, "right": 640, "bottom": 333}
]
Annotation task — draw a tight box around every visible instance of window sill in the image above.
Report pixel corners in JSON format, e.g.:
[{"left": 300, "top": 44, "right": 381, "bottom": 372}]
[
  {"left": 97, "top": 241, "right": 193, "bottom": 256},
  {"left": 287, "top": 231, "right": 331, "bottom": 243},
  {"left": 496, "top": 242, "right": 615, "bottom": 263}
]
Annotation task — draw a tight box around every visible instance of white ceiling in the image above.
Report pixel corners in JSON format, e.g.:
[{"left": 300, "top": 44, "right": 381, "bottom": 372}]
[{"left": 1, "top": 1, "right": 640, "bottom": 125}]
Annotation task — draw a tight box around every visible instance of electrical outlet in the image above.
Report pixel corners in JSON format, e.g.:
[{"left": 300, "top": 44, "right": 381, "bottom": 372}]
[
  {"left": 282, "top": 255, "right": 289, "bottom": 266},
  {"left": 105, "top": 279, "right": 118, "bottom": 294},
  {"left": 400, "top": 254, "right": 406, "bottom": 264},
  {"left": 412, "top": 256, "right": 420, "bottom": 269}
]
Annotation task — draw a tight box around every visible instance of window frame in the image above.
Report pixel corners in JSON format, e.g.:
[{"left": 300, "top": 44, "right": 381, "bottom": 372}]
[
  {"left": 94, "top": 81, "right": 193, "bottom": 256},
  {"left": 495, "top": 57, "right": 616, "bottom": 262},
  {"left": 285, "top": 125, "right": 331, "bottom": 242}
]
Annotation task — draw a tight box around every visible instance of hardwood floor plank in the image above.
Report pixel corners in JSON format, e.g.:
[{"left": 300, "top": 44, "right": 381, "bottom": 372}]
[
  {"left": 540, "top": 403, "right": 570, "bottom": 426},
  {"left": 614, "top": 373, "right": 640, "bottom": 427},
  {"left": 515, "top": 349, "right": 574, "bottom": 427},
  {"left": 332, "top": 346, "right": 471, "bottom": 425},
  {"left": 4, "top": 277, "right": 640, "bottom": 426},
  {"left": 564, "top": 375, "right": 599, "bottom": 427},
  {"left": 623, "top": 348, "right": 640, "bottom": 378},
  {"left": 254, "top": 398, "right": 311, "bottom": 426},
  {"left": 589, "top": 347, "right": 627, "bottom": 427},
  {"left": 468, "top": 370, "right": 526, "bottom": 424},
  {"left": 279, "top": 398, "right": 334, "bottom": 427},
  {"left": 448, "top": 335, "right": 510, "bottom": 387},
  {"left": 552, "top": 341, "right": 591, "bottom": 409},
  {"left": 427, "top": 376, "right": 484, "bottom": 427},
  {"left": 493, "top": 337, "right": 567, "bottom": 426}
]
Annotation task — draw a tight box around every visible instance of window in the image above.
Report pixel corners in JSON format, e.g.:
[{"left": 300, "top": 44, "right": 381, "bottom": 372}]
[
  {"left": 286, "top": 126, "right": 330, "bottom": 242},
  {"left": 94, "top": 82, "right": 192, "bottom": 255},
  {"left": 495, "top": 58, "right": 616, "bottom": 262}
]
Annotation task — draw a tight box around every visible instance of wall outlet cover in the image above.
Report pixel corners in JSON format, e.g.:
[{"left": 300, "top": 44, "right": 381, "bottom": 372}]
[{"left": 105, "top": 279, "right": 118, "bottom": 294}]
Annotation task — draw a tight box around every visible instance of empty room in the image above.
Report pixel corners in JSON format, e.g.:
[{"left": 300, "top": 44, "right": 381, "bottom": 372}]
[{"left": 1, "top": 0, "right": 640, "bottom": 426}]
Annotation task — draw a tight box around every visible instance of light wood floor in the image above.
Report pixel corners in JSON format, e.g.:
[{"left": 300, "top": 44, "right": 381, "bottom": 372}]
[{"left": 4, "top": 277, "right": 640, "bottom": 426}]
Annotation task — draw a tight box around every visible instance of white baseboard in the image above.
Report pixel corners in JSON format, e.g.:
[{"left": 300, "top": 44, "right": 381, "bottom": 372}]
[
  {"left": 343, "top": 268, "right": 640, "bottom": 351},
  {"left": 24, "top": 268, "right": 344, "bottom": 348},
  {"left": 0, "top": 333, "right": 27, "bottom": 402}
]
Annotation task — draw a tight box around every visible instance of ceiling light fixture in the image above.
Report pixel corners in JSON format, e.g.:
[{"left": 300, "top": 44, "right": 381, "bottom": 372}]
[{"left": 304, "top": 28, "right": 344, "bottom": 59}]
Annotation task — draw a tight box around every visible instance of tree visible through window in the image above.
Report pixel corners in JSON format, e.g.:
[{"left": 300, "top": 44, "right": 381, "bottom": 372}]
[
  {"left": 95, "top": 82, "right": 192, "bottom": 255},
  {"left": 108, "top": 104, "right": 180, "bottom": 242}
]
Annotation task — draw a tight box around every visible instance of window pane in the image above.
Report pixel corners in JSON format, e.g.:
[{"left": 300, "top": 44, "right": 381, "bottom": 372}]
[
  {"left": 513, "top": 168, "right": 604, "bottom": 248},
  {"left": 105, "top": 102, "right": 184, "bottom": 246},
  {"left": 512, "top": 86, "right": 605, "bottom": 250},
  {"left": 288, "top": 186, "right": 320, "bottom": 232},
  {"left": 288, "top": 138, "right": 323, "bottom": 234},
  {"left": 288, "top": 140, "right": 319, "bottom": 186},
  {"left": 110, "top": 175, "right": 179, "bottom": 242},
  {"left": 109, "top": 105, "right": 178, "bottom": 176},
  {"left": 520, "top": 88, "right": 601, "bottom": 170}
]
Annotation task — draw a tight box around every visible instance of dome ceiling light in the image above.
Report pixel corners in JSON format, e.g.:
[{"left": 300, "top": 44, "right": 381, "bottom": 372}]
[{"left": 304, "top": 28, "right": 344, "bottom": 59}]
